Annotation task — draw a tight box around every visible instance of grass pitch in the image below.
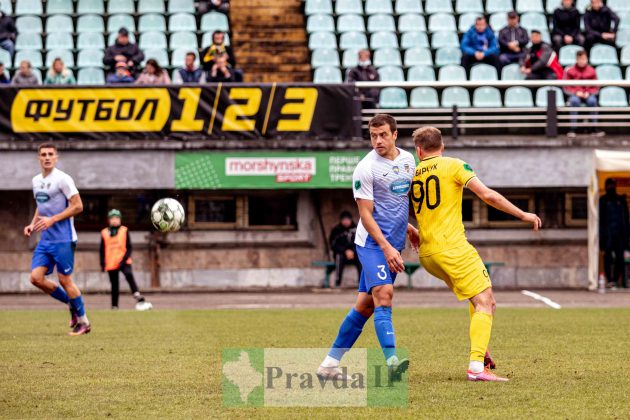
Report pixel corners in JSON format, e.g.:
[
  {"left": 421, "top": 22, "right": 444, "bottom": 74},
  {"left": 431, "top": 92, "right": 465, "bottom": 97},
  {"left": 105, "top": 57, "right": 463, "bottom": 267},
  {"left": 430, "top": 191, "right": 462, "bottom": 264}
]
[{"left": 1, "top": 307, "right": 629, "bottom": 419}]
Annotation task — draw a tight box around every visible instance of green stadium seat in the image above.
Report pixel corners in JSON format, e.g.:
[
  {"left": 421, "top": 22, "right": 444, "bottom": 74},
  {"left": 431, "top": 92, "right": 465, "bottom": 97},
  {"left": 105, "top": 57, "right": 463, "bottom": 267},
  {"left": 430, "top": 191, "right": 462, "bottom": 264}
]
[
  {"left": 138, "top": 0, "right": 165, "bottom": 14},
  {"left": 169, "top": 0, "right": 195, "bottom": 14},
  {"left": 431, "top": 31, "right": 460, "bottom": 49},
  {"left": 201, "top": 12, "right": 230, "bottom": 32},
  {"left": 456, "top": 0, "right": 483, "bottom": 14},
  {"left": 0, "top": 1, "right": 12, "bottom": 14},
  {"left": 407, "top": 65, "right": 435, "bottom": 81},
  {"left": 339, "top": 32, "right": 367, "bottom": 50},
  {"left": 626, "top": 67, "right": 630, "bottom": 80},
  {"left": 307, "top": 15, "right": 335, "bottom": 33},
  {"left": 403, "top": 47, "right": 432, "bottom": 66},
  {"left": 459, "top": 13, "right": 480, "bottom": 32},
  {"left": 46, "top": 49, "right": 74, "bottom": 67},
  {"left": 107, "top": 14, "right": 135, "bottom": 33},
  {"left": 395, "top": 0, "right": 423, "bottom": 14},
  {"left": 546, "top": 0, "right": 560, "bottom": 14},
  {"left": 607, "top": 0, "right": 630, "bottom": 12},
  {"left": 428, "top": 13, "right": 457, "bottom": 33},
  {"left": 398, "top": 14, "right": 427, "bottom": 33},
  {"left": 559, "top": 44, "right": 582, "bottom": 66},
  {"left": 335, "top": 0, "right": 363, "bottom": 15},
  {"left": 47, "top": 33, "right": 74, "bottom": 50},
  {"left": 305, "top": 0, "right": 333, "bottom": 15},
  {"left": 108, "top": 0, "right": 135, "bottom": 14},
  {"left": 520, "top": 12, "right": 548, "bottom": 32},
  {"left": 516, "top": 0, "right": 544, "bottom": 13},
  {"left": 365, "top": 0, "right": 393, "bottom": 15},
  {"left": 486, "top": 0, "right": 513, "bottom": 14},
  {"left": 378, "top": 65, "right": 405, "bottom": 81},
  {"left": 46, "top": 15, "right": 74, "bottom": 34},
  {"left": 535, "top": 86, "right": 564, "bottom": 107},
  {"left": 470, "top": 63, "right": 498, "bottom": 80},
  {"left": 599, "top": 87, "right": 629, "bottom": 107},
  {"left": 311, "top": 32, "right": 338, "bottom": 49},
  {"left": 619, "top": 12, "right": 630, "bottom": 30},
  {"left": 379, "top": 87, "right": 408, "bottom": 108},
  {"left": 505, "top": 86, "right": 534, "bottom": 107},
  {"left": 616, "top": 29, "right": 630, "bottom": 48},
  {"left": 15, "top": 34, "right": 42, "bottom": 51},
  {"left": 435, "top": 47, "right": 462, "bottom": 67},
  {"left": 139, "top": 14, "right": 167, "bottom": 33},
  {"left": 77, "top": 67, "right": 105, "bottom": 85},
  {"left": 312, "top": 49, "right": 340, "bottom": 68},
  {"left": 15, "top": 50, "right": 42, "bottom": 68},
  {"left": 401, "top": 32, "right": 429, "bottom": 49},
  {"left": 374, "top": 48, "right": 402, "bottom": 67},
  {"left": 621, "top": 46, "right": 630, "bottom": 66},
  {"left": 16, "top": 17, "right": 43, "bottom": 35},
  {"left": 489, "top": 12, "right": 508, "bottom": 32},
  {"left": 170, "top": 32, "right": 198, "bottom": 50},
  {"left": 108, "top": 31, "right": 136, "bottom": 45},
  {"left": 77, "top": 0, "right": 104, "bottom": 15},
  {"left": 47, "top": 0, "right": 73, "bottom": 15},
  {"left": 140, "top": 32, "right": 168, "bottom": 49},
  {"left": 438, "top": 64, "right": 466, "bottom": 81},
  {"left": 473, "top": 87, "right": 502, "bottom": 107},
  {"left": 77, "top": 15, "right": 104, "bottom": 33},
  {"left": 77, "top": 33, "right": 104, "bottom": 50},
  {"left": 425, "top": 0, "right": 453, "bottom": 14},
  {"left": 171, "top": 48, "right": 195, "bottom": 67},
  {"left": 590, "top": 44, "right": 618, "bottom": 65},
  {"left": 342, "top": 49, "right": 360, "bottom": 67},
  {"left": 201, "top": 31, "right": 230, "bottom": 47},
  {"left": 0, "top": 49, "right": 12, "bottom": 68},
  {"left": 313, "top": 66, "right": 343, "bottom": 83},
  {"left": 169, "top": 13, "right": 197, "bottom": 33},
  {"left": 596, "top": 65, "right": 622, "bottom": 80},
  {"left": 442, "top": 87, "right": 470, "bottom": 108},
  {"left": 501, "top": 63, "right": 525, "bottom": 80},
  {"left": 410, "top": 87, "right": 439, "bottom": 107},
  {"left": 336, "top": 14, "right": 366, "bottom": 33},
  {"left": 367, "top": 14, "right": 396, "bottom": 33},
  {"left": 77, "top": 49, "right": 104, "bottom": 67},
  {"left": 15, "top": 0, "right": 43, "bottom": 16},
  {"left": 576, "top": 0, "right": 590, "bottom": 12},
  {"left": 371, "top": 32, "right": 399, "bottom": 49},
  {"left": 142, "top": 49, "right": 170, "bottom": 67}
]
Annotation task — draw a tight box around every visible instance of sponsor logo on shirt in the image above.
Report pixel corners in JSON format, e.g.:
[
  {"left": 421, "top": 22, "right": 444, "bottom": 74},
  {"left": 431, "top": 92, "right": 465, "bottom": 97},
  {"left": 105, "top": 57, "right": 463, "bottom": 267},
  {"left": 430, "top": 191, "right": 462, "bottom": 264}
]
[
  {"left": 389, "top": 179, "right": 411, "bottom": 196},
  {"left": 35, "top": 192, "right": 50, "bottom": 203}
]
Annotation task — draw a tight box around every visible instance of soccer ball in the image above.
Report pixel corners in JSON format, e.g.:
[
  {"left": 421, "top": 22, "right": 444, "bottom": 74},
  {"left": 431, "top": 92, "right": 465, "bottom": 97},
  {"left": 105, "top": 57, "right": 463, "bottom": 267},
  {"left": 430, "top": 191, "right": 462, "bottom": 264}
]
[
  {"left": 151, "top": 198, "right": 185, "bottom": 233},
  {"left": 135, "top": 301, "right": 153, "bottom": 311}
]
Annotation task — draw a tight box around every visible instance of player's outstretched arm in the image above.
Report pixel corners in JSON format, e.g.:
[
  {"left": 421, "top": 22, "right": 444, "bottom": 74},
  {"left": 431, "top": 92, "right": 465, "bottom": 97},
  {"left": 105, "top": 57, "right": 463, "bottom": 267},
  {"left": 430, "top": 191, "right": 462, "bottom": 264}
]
[
  {"left": 356, "top": 198, "right": 405, "bottom": 273},
  {"left": 467, "top": 178, "right": 542, "bottom": 231},
  {"left": 34, "top": 194, "right": 84, "bottom": 232}
]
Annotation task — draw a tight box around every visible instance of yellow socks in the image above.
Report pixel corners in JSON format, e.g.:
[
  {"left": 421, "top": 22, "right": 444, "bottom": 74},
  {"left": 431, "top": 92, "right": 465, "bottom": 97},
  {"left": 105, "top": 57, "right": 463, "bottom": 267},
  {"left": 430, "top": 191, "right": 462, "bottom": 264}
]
[{"left": 469, "top": 311, "right": 493, "bottom": 364}]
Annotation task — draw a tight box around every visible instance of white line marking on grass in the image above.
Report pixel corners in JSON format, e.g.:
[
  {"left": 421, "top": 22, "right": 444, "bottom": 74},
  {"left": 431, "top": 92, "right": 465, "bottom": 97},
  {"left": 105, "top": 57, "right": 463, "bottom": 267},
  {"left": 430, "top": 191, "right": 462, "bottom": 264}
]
[{"left": 521, "top": 290, "right": 562, "bottom": 309}]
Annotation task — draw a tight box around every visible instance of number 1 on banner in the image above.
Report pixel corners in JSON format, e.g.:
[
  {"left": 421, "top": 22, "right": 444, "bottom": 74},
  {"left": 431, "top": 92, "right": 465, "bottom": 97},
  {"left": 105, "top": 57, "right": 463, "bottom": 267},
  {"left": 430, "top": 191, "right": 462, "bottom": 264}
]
[{"left": 171, "top": 88, "right": 203, "bottom": 132}]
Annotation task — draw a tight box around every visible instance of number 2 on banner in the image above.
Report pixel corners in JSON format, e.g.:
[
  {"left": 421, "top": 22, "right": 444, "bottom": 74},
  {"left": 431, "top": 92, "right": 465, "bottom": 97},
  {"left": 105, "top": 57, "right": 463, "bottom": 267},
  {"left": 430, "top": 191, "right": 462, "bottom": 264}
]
[{"left": 222, "top": 88, "right": 262, "bottom": 131}]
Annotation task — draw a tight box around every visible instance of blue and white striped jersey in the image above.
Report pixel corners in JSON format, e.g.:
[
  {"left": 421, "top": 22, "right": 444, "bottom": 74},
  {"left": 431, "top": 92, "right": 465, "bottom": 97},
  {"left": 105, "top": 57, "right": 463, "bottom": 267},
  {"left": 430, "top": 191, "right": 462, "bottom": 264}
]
[{"left": 32, "top": 168, "right": 79, "bottom": 244}]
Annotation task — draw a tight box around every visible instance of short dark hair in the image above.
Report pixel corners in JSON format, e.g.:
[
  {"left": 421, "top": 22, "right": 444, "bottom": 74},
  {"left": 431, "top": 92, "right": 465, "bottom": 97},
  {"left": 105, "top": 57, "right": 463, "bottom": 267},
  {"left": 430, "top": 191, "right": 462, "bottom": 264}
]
[
  {"left": 368, "top": 114, "right": 397, "bottom": 133},
  {"left": 531, "top": 29, "right": 541, "bottom": 35},
  {"left": 475, "top": 16, "right": 486, "bottom": 23},
  {"left": 576, "top": 49, "right": 587, "bottom": 58},
  {"left": 38, "top": 142, "right": 57, "bottom": 153},
  {"left": 186, "top": 52, "right": 196, "bottom": 59},
  {"left": 412, "top": 126, "right": 443, "bottom": 152}
]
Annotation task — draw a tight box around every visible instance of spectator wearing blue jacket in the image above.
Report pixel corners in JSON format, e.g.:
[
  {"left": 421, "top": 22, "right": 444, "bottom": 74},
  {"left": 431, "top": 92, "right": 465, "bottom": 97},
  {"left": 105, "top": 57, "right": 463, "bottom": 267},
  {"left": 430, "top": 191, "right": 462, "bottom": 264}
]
[{"left": 461, "top": 17, "right": 501, "bottom": 77}]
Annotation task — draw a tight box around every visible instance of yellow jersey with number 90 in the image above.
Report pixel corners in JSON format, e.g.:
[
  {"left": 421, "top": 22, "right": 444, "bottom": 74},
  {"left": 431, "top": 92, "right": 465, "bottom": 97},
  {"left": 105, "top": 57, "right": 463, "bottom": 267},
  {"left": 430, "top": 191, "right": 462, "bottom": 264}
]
[{"left": 411, "top": 156, "right": 477, "bottom": 257}]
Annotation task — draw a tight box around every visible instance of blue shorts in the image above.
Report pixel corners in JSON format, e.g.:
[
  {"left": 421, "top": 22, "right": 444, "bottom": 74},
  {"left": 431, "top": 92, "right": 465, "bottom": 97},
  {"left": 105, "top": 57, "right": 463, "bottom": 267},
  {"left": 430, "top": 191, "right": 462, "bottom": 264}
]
[
  {"left": 356, "top": 245, "right": 398, "bottom": 294},
  {"left": 31, "top": 242, "right": 76, "bottom": 276}
]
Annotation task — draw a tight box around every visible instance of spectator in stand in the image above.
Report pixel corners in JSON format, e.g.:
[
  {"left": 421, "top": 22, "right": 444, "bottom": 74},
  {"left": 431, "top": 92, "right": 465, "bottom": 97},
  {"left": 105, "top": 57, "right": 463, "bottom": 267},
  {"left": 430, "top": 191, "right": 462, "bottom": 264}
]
[
  {"left": 11, "top": 60, "right": 38, "bottom": 85},
  {"left": 599, "top": 178, "right": 629, "bottom": 289},
  {"left": 328, "top": 211, "right": 362, "bottom": 288},
  {"left": 44, "top": 58, "right": 76, "bottom": 85},
  {"left": 0, "top": 6, "right": 16, "bottom": 57},
  {"left": 135, "top": 59, "right": 171, "bottom": 84},
  {"left": 552, "top": 0, "right": 584, "bottom": 51},
  {"left": 201, "top": 31, "right": 235, "bottom": 71},
  {"left": 106, "top": 61, "right": 135, "bottom": 84},
  {"left": 461, "top": 17, "right": 501, "bottom": 76},
  {"left": 0, "top": 62, "right": 9, "bottom": 84},
  {"left": 346, "top": 49, "right": 380, "bottom": 109},
  {"left": 583, "top": 0, "right": 620, "bottom": 50},
  {"left": 564, "top": 49, "right": 604, "bottom": 137},
  {"left": 173, "top": 52, "right": 206, "bottom": 83},
  {"left": 198, "top": 0, "right": 230, "bottom": 14},
  {"left": 103, "top": 28, "right": 145, "bottom": 75},
  {"left": 520, "top": 30, "right": 564, "bottom": 80},
  {"left": 206, "top": 53, "right": 234, "bottom": 82},
  {"left": 498, "top": 11, "right": 529, "bottom": 66}
]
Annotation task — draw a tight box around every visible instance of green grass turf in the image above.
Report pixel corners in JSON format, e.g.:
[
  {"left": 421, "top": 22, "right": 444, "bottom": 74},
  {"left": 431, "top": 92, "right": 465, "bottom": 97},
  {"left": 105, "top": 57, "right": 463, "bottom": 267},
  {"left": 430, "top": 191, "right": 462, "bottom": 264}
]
[{"left": 1, "top": 308, "right": 630, "bottom": 419}]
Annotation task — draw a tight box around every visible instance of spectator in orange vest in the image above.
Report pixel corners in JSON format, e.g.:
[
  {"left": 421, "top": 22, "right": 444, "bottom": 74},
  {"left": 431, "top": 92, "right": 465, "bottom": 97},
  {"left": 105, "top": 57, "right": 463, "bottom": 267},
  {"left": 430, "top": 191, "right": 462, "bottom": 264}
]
[{"left": 100, "top": 209, "right": 147, "bottom": 309}]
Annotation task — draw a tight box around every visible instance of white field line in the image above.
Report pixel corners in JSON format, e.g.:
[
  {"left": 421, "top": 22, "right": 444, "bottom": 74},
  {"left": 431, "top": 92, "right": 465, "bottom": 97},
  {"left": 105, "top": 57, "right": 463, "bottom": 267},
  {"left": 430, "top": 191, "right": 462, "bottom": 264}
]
[{"left": 521, "top": 290, "right": 562, "bottom": 309}]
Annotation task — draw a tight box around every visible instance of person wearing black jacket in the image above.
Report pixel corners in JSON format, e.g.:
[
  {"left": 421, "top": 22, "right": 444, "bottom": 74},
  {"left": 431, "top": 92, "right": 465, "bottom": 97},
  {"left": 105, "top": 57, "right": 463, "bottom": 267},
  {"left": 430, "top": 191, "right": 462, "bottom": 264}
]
[
  {"left": 103, "top": 28, "right": 145, "bottom": 75},
  {"left": 329, "top": 211, "right": 362, "bottom": 288},
  {"left": 498, "top": 12, "right": 529, "bottom": 65},
  {"left": 599, "top": 179, "right": 629, "bottom": 288},
  {"left": 552, "top": 0, "right": 585, "bottom": 50},
  {"left": 346, "top": 49, "right": 380, "bottom": 109},
  {"left": 583, "top": 0, "right": 620, "bottom": 50},
  {"left": 200, "top": 31, "right": 235, "bottom": 71},
  {"left": 0, "top": 9, "right": 16, "bottom": 56}
]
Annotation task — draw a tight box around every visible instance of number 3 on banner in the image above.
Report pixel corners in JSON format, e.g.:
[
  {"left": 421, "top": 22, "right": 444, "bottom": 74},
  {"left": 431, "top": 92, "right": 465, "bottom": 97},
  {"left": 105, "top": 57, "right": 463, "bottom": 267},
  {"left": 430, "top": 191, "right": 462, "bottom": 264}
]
[
  {"left": 277, "top": 88, "right": 318, "bottom": 132},
  {"left": 222, "top": 88, "right": 262, "bottom": 131}
]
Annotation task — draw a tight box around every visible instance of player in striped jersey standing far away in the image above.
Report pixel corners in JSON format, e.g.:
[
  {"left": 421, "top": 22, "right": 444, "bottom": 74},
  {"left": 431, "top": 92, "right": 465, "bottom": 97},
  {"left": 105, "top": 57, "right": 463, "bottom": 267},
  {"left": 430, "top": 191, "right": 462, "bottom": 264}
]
[
  {"left": 24, "top": 143, "right": 91, "bottom": 336},
  {"left": 411, "top": 127, "right": 542, "bottom": 381},
  {"left": 318, "top": 114, "right": 419, "bottom": 382}
]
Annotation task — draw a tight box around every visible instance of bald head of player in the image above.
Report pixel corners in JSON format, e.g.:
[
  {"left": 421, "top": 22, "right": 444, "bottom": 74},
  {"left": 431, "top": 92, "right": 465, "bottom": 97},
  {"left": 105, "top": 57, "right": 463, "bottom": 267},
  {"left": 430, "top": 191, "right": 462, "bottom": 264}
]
[
  {"left": 412, "top": 126, "right": 444, "bottom": 160},
  {"left": 368, "top": 114, "right": 398, "bottom": 160},
  {"left": 38, "top": 143, "right": 59, "bottom": 175}
]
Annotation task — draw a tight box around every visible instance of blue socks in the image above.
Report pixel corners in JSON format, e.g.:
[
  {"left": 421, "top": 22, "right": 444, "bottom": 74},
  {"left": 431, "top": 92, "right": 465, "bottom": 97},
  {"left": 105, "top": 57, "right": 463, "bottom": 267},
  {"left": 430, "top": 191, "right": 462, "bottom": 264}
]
[
  {"left": 374, "top": 306, "right": 397, "bottom": 361},
  {"left": 328, "top": 308, "right": 369, "bottom": 361},
  {"left": 69, "top": 295, "right": 86, "bottom": 317},
  {"left": 50, "top": 286, "right": 69, "bottom": 304}
]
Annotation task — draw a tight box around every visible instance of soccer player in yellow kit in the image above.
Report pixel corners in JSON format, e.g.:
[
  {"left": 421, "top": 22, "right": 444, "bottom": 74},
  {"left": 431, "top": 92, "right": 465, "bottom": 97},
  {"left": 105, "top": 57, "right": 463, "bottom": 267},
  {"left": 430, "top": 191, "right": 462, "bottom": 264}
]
[{"left": 411, "top": 127, "right": 542, "bottom": 382}]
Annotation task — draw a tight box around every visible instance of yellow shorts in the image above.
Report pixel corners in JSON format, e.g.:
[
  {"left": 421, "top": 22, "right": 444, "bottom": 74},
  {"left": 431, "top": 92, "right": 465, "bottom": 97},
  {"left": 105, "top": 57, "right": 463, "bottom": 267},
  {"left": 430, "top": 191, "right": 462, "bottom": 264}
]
[{"left": 420, "top": 242, "right": 491, "bottom": 301}]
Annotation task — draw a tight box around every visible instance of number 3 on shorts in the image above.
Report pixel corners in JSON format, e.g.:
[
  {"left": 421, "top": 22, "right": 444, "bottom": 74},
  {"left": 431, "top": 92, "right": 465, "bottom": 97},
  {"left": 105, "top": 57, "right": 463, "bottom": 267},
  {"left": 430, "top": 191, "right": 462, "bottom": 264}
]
[{"left": 376, "top": 264, "right": 387, "bottom": 280}]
